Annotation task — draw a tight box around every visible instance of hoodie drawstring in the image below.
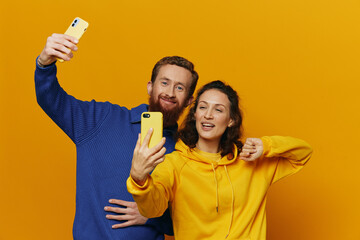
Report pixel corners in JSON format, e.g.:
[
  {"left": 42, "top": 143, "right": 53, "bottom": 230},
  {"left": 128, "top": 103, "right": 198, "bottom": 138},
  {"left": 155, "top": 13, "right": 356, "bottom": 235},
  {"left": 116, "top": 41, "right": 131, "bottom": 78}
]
[
  {"left": 224, "top": 165, "right": 234, "bottom": 239},
  {"left": 211, "top": 163, "right": 219, "bottom": 212},
  {"left": 211, "top": 163, "right": 235, "bottom": 239}
]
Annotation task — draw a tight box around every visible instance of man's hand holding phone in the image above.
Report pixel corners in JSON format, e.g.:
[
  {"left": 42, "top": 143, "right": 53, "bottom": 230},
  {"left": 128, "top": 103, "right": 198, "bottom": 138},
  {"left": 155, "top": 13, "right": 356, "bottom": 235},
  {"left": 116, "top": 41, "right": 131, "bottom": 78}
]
[
  {"left": 38, "top": 34, "right": 79, "bottom": 66},
  {"left": 38, "top": 17, "right": 88, "bottom": 67}
]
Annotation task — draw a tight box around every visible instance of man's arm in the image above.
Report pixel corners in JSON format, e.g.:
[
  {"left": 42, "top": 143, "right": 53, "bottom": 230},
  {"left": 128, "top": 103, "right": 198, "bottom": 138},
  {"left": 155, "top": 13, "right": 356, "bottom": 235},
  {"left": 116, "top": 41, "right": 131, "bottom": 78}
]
[
  {"left": 35, "top": 34, "right": 110, "bottom": 143},
  {"left": 38, "top": 33, "right": 78, "bottom": 66}
]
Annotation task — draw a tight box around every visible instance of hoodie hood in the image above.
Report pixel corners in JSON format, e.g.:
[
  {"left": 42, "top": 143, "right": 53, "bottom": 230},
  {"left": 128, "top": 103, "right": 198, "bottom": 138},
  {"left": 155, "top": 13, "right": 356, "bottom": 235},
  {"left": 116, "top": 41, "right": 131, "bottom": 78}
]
[{"left": 175, "top": 139, "right": 239, "bottom": 166}]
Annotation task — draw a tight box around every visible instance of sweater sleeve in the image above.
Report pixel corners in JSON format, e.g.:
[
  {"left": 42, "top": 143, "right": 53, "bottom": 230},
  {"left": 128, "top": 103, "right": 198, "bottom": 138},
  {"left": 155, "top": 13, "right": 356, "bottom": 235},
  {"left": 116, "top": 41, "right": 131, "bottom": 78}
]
[
  {"left": 260, "top": 136, "right": 313, "bottom": 184},
  {"left": 127, "top": 158, "right": 175, "bottom": 219},
  {"left": 34, "top": 58, "right": 110, "bottom": 144}
]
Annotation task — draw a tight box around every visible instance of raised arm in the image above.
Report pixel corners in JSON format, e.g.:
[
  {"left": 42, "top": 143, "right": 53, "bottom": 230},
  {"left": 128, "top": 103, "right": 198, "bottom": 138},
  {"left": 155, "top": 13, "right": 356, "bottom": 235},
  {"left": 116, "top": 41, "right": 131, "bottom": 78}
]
[
  {"left": 261, "top": 136, "right": 313, "bottom": 183},
  {"left": 35, "top": 34, "right": 110, "bottom": 143},
  {"left": 38, "top": 33, "right": 78, "bottom": 66},
  {"left": 240, "top": 136, "right": 313, "bottom": 184}
]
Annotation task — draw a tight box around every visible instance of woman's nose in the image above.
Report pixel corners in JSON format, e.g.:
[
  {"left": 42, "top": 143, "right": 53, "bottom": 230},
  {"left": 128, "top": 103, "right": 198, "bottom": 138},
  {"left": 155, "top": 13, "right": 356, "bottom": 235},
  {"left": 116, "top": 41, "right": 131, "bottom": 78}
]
[{"left": 204, "top": 109, "right": 213, "bottom": 119}]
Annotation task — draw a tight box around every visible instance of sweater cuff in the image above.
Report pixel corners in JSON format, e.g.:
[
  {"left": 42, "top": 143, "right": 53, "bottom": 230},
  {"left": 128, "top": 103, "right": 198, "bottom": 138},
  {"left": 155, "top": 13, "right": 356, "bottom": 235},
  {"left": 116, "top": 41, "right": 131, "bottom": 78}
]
[{"left": 36, "top": 56, "right": 56, "bottom": 70}]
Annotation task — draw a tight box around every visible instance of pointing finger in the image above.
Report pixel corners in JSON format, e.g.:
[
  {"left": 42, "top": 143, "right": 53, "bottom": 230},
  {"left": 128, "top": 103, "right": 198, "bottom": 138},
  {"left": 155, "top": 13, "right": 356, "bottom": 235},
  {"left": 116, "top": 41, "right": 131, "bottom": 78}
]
[{"left": 141, "top": 128, "right": 153, "bottom": 148}]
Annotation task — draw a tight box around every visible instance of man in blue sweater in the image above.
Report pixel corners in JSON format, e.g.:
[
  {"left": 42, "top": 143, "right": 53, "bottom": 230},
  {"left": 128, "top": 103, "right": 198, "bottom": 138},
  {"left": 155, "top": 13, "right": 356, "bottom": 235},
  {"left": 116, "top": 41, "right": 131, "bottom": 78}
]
[{"left": 35, "top": 33, "right": 198, "bottom": 240}]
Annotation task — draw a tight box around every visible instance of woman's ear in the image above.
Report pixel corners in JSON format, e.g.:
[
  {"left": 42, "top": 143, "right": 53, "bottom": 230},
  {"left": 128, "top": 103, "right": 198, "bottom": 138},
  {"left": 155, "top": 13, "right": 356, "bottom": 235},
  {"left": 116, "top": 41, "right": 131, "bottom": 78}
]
[{"left": 228, "top": 119, "right": 234, "bottom": 127}]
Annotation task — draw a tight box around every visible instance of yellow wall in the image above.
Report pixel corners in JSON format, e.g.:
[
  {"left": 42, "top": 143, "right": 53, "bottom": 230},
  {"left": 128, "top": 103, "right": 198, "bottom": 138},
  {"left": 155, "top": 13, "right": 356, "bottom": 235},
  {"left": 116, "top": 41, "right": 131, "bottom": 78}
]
[{"left": 1, "top": 0, "right": 359, "bottom": 239}]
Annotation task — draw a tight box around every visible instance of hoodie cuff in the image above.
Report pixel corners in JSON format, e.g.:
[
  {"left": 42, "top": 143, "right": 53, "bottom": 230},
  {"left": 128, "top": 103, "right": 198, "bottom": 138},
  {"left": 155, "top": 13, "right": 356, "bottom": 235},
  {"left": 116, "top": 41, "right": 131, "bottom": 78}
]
[
  {"left": 129, "top": 175, "right": 150, "bottom": 189},
  {"left": 260, "top": 136, "right": 272, "bottom": 158}
]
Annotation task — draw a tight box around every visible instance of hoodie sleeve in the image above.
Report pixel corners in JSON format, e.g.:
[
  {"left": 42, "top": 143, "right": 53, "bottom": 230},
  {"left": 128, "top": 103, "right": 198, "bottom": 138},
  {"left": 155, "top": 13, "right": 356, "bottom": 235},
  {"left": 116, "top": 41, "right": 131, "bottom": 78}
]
[
  {"left": 259, "top": 136, "right": 313, "bottom": 184},
  {"left": 34, "top": 58, "right": 110, "bottom": 144},
  {"left": 127, "top": 156, "right": 176, "bottom": 218}
]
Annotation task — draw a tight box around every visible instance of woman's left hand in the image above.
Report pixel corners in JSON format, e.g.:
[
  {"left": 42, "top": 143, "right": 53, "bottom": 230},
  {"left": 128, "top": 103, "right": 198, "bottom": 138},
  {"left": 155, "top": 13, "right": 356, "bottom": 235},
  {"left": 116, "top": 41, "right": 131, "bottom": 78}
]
[{"left": 239, "top": 138, "right": 263, "bottom": 161}]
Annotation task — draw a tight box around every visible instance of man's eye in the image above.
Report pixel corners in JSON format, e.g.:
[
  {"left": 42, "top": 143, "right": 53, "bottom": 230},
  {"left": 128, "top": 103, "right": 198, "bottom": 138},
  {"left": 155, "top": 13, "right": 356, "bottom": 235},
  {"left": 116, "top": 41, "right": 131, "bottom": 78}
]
[
  {"left": 161, "top": 81, "right": 168, "bottom": 86},
  {"left": 199, "top": 106, "right": 206, "bottom": 109},
  {"left": 176, "top": 85, "right": 184, "bottom": 91}
]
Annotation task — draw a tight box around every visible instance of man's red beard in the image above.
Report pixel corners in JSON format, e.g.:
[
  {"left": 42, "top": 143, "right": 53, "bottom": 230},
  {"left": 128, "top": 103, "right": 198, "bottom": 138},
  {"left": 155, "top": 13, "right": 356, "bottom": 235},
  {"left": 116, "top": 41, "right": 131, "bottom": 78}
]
[{"left": 148, "top": 93, "right": 186, "bottom": 127}]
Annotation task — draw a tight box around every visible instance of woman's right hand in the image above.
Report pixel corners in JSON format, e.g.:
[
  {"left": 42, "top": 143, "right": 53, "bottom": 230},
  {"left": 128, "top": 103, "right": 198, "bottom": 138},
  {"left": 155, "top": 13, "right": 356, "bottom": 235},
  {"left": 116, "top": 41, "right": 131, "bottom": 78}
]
[{"left": 130, "top": 129, "right": 166, "bottom": 186}]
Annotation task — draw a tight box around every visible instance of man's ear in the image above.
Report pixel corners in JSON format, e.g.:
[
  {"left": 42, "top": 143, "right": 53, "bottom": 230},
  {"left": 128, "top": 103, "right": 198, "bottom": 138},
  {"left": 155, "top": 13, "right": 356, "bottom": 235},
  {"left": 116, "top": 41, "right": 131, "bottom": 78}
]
[
  {"left": 186, "top": 96, "right": 194, "bottom": 107},
  {"left": 147, "top": 81, "right": 153, "bottom": 96}
]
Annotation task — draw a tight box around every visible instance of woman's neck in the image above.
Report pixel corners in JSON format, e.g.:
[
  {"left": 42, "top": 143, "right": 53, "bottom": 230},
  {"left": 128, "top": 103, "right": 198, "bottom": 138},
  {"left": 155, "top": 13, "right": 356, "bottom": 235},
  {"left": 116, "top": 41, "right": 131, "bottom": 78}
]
[{"left": 196, "top": 139, "right": 220, "bottom": 153}]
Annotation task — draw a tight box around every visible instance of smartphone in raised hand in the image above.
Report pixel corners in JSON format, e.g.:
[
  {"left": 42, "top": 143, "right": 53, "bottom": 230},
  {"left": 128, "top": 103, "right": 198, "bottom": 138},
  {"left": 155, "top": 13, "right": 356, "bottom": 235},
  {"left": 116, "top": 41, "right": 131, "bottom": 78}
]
[
  {"left": 141, "top": 112, "right": 163, "bottom": 149},
  {"left": 58, "top": 17, "right": 89, "bottom": 62}
]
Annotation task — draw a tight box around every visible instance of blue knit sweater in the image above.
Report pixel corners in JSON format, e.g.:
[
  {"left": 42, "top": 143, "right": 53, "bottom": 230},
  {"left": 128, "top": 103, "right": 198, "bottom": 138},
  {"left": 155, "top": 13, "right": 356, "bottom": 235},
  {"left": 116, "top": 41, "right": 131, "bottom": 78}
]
[{"left": 34, "top": 60, "right": 174, "bottom": 240}]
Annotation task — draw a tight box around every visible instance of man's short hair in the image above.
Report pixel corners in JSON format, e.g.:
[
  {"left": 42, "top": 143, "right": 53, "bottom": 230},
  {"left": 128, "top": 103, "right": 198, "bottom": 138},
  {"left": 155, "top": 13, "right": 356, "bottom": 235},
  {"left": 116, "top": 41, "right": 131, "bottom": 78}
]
[{"left": 151, "top": 56, "right": 199, "bottom": 98}]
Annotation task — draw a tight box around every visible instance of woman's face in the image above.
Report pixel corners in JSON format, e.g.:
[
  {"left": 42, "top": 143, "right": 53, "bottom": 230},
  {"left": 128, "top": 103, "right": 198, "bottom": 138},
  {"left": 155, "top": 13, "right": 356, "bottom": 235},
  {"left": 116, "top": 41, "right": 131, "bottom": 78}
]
[{"left": 194, "top": 89, "right": 233, "bottom": 145}]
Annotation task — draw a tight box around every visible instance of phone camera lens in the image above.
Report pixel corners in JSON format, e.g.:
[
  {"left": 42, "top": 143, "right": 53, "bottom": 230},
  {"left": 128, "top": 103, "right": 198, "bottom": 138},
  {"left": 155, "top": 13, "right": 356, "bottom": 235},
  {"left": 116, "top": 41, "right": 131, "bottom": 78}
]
[
  {"left": 143, "top": 113, "right": 150, "bottom": 118},
  {"left": 72, "top": 23, "right": 75, "bottom": 27}
]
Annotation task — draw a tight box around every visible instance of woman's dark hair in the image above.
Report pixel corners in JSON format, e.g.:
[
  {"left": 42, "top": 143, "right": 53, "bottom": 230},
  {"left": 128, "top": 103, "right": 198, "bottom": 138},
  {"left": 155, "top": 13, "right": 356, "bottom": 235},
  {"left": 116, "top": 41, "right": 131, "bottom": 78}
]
[{"left": 177, "top": 80, "right": 243, "bottom": 157}]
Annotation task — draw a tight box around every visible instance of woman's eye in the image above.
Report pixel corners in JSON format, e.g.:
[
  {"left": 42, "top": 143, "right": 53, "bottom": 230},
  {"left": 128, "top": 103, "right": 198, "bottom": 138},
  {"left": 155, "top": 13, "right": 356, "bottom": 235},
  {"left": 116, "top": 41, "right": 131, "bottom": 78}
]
[{"left": 216, "top": 109, "right": 223, "bottom": 112}]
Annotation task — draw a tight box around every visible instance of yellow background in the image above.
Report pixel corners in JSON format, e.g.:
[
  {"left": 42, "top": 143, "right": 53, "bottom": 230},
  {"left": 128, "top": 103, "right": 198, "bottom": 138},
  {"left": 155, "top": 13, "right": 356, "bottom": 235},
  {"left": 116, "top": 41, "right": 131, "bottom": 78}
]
[{"left": 1, "top": 0, "right": 359, "bottom": 239}]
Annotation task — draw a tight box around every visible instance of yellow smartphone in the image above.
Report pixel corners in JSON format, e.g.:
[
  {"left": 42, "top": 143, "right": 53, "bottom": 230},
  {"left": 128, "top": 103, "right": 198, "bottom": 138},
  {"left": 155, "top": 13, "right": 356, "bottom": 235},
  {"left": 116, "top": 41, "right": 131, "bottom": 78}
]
[
  {"left": 141, "top": 112, "right": 163, "bottom": 149},
  {"left": 58, "top": 17, "right": 89, "bottom": 62}
]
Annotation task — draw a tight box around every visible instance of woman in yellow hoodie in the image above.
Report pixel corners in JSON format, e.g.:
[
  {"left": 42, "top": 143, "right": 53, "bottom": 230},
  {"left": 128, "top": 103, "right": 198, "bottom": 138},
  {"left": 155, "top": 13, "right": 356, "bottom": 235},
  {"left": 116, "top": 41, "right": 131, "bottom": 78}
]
[{"left": 127, "top": 80, "right": 313, "bottom": 240}]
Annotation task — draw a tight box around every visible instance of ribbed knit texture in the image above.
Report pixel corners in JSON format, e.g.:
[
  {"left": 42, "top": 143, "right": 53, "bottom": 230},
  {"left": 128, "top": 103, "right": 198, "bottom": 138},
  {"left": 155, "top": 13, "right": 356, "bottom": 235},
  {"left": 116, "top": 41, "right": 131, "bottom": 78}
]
[{"left": 34, "top": 60, "right": 174, "bottom": 240}]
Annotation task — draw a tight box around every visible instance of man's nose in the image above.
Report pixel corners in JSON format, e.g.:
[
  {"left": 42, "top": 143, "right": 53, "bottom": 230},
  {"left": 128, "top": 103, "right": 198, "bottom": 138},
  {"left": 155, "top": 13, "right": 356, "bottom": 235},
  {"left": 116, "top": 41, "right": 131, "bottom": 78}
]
[{"left": 165, "top": 84, "right": 175, "bottom": 97}]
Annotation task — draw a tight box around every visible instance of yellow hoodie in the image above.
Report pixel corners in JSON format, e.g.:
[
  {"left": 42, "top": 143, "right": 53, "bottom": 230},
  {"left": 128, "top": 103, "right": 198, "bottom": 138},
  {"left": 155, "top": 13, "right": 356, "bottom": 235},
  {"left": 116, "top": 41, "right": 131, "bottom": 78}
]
[{"left": 127, "top": 136, "right": 312, "bottom": 240}]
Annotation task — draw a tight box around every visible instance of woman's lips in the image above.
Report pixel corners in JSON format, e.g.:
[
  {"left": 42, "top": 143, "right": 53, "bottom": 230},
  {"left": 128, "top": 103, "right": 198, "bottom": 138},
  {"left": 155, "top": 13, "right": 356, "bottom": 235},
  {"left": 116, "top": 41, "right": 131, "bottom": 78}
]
[{"left": 201, "top": 122, "right": 215, "bottom": 130}]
